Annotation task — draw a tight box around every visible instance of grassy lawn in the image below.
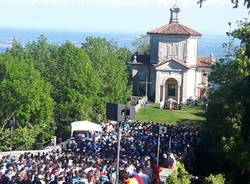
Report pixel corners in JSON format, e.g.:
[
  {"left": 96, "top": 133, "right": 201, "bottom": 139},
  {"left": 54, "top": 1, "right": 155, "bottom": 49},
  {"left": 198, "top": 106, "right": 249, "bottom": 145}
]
[{"left": 135, "top": 103, "right": 206, "bottom": 126}]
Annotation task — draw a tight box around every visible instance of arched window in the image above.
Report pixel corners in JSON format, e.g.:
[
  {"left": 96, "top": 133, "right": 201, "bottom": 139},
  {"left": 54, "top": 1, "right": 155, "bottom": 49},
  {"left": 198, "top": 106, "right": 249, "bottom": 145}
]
[
  {"left": 165, "top": 78, "right": 178, "bottom": 99},
  {"left": 168, "top": 84, "right": 176, "bottom": 96}
]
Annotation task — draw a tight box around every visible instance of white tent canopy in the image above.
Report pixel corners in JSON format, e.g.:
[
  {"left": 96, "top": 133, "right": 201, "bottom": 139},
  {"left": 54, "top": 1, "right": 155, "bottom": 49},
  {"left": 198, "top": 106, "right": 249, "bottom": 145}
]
[{"left": 71, "top": 121, "right": 102, "bottom": 135}]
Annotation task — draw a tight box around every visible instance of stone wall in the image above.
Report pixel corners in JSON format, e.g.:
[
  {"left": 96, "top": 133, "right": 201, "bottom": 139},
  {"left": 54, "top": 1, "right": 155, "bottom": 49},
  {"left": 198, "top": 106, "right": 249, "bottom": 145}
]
[{"left": 0, "top": 142, "right": 67, "bottom": 158}]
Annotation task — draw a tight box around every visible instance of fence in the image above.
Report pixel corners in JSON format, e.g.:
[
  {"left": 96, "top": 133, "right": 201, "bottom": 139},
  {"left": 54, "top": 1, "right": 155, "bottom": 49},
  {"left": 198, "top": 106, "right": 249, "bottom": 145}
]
[
  {"left": 0, "top": 140, "right": 68, "bottom": 158},
  {"left": 134, "top": 96, "right": 148, "bottom": 112}
]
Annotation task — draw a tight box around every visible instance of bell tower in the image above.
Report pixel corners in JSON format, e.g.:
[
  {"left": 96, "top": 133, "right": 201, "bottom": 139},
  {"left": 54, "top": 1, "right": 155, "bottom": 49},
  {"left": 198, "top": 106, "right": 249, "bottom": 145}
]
[{"left": 169, "top": 4, "right": 180, "bottom": 23}]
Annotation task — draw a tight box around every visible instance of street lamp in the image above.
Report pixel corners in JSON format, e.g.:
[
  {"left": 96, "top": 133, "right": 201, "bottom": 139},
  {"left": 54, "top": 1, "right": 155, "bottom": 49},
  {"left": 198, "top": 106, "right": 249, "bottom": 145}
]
[
  {"left": 53, "top": 123, "right": 57, "bottom": 146},
  {"left": 9, "top": 116, "right": 18, "bottom": 152}
]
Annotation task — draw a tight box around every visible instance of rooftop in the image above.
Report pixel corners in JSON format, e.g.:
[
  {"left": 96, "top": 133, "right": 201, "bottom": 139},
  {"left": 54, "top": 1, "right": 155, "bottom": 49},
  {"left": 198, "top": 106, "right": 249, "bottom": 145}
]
[
  {"left": 197, "top": 56, "right": 214, "bottom": 67},
  {"left": 147, "top": 4, "right": 201, "bottom": 37},
  {"left": 147, "top": 22, "right": 202, "bottom": 37}
]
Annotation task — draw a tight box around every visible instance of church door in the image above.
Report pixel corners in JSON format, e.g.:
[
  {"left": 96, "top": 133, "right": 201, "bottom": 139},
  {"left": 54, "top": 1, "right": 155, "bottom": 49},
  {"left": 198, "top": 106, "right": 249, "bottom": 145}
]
[
  {"left": 168, "top": 83, "right": 176, "bottom": 96},
  {"left": 165, "top": 78, "right": 178, "bottom": 100},
  {"left": 139, "top": 84, "right": 146, "bottom": 96}
]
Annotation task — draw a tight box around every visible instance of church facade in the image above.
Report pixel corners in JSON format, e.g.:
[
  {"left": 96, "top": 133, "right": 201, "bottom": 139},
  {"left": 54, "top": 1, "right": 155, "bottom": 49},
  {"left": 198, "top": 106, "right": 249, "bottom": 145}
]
[{"left": 131, "top": 5, "right": 214, "bottom": 104}]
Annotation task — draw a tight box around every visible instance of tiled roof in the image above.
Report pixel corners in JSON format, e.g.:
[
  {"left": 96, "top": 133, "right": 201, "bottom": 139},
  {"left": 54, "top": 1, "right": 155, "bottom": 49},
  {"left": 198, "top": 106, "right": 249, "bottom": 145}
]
[
  {"left": 197, "top": 56, "right": 213, "bottom": 67},
  {"left": 147, "top": 23, "right": 201, "bottom": 37}
]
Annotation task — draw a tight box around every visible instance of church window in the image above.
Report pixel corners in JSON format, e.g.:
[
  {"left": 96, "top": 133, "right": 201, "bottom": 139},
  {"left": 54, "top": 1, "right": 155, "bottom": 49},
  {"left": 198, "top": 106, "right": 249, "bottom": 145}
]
[
  {"left": 175, "top": 44, "right": 178, "bottom": 58},
  {"left": 201, "top": 74, "right": 207, "bottom": 85},
  {"left": 165, "top": 43, "right": 168, "bottom": 58},
  {"left": 183, "top": 42, "right": 187, "bottom": 61},
  {"left": 169, "top": 43, "right": 177, "bottom": 56},
  {"left": 159, "top": 51, "right": 163, "bottom": 60},
  {"left": 202, "top": 72, "right": 207, "bottom": 76},
  {"left": 160, "top": 86, "right": 163, "bottom": 101},
  {"left": 166, "top": 44, "right": 170, "bottom": 58}
]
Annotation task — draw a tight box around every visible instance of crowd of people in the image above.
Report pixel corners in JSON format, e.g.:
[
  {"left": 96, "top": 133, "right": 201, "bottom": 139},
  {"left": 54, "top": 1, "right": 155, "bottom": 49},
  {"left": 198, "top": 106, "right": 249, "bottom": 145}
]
[{"left": 0, "top": 121, "right": 199, "bottom": 184}]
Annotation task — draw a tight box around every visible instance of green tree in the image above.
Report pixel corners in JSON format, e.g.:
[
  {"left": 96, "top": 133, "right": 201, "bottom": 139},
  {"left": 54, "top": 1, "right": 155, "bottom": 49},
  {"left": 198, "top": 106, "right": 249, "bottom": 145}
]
[
  {"left": 6, "top": 39, "right": 30, "bottom": 59},
  {"left": 165, "top": 162, "right": 191, "bottom": 184},
  {"left": 0, "top": 55, "right": 54, "bottom": 150},
  {"left": 26, "top": 35, "right": 58, "bottom": 80},
  {"left": 131, "top": 34, "right": 150, "bottom": 55},
  {"left": 82, "top": 37, "right": 131, "bottom": 120},
  {"left": 49, "top": 42, "right": 100, "bottom": 138},
  {"left": 204, "top": 174, "right": 226, "bottom": 184},
  {"left": 200, "top": 21, "right": 250, "bottom": 183},
  {"left": 6, "top": 36, "right": 131, "bottom": 139}
]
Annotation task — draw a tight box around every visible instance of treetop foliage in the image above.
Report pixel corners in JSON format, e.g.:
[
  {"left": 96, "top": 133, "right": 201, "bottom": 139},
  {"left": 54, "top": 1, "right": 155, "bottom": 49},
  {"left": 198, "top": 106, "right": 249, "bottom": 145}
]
[
  {"left": 131, "top": 35, "right": 150, "bottom": 55},
  {"left": 0, "top": 54, "right": 54, "bottom": 150},
  {"left": 200, "top": 19, "right": 250, "bottom": 183},
  {"left": 204, "top": 174, "right": 225, "bottom": 184},
  {"left": 165, "top": 162, "right": 191, "bottom": 184},
  {"left": 0, "top": 36, "right": 132, "bottom": 150}
]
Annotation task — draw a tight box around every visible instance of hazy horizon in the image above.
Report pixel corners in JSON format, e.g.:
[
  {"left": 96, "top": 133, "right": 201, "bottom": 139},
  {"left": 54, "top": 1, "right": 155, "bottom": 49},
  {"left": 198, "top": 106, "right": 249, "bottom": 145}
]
[
  {"left": 0, "top": 0, "right": 248, "bottom": 35},
  {"left": 0, "top": 28, "right": 235, "bottom": 59},
  {"left": 0, "top": 26, "right": 231, "bottom": 36}
]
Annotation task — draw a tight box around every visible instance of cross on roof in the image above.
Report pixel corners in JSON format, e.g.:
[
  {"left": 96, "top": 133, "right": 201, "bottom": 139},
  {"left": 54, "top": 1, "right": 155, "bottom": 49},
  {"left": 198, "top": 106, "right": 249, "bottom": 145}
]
[
  {"left": 140, "top": 76, "right": 152, "bottom": 99},
  {"left": 197, "top": 0, "right": 207, "bottom": 8}
]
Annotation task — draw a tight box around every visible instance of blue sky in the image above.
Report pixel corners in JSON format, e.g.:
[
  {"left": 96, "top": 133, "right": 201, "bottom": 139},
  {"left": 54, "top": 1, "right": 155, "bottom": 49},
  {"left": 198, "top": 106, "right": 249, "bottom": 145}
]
[{"left": 0, "top": 0, "right": 249, "bottom": 34}]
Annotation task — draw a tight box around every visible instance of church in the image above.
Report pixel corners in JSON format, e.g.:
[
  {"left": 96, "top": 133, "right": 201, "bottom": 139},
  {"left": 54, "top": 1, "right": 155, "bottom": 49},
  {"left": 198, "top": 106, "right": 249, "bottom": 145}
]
[{"left": 131, "top": 5, "right": 215, "bottom": 105}]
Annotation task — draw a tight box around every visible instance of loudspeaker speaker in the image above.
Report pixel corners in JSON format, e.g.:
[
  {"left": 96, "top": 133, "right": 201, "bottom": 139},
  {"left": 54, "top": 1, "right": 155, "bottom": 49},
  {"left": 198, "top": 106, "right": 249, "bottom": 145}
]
[
  {"left": 106, "top": 103, "right": 118, "bottom": 121},
  {"left": 159, "top": 126, "right": 167, "bottom": 135},
  {"left": 106, "top": 103, "right": 135, "bottom": 121},
  {"left": 152, "top": 125, "right": 167, "bottom": 135},
  {"left": 152, "top": 125, "right": 159, "bottom": 134}
]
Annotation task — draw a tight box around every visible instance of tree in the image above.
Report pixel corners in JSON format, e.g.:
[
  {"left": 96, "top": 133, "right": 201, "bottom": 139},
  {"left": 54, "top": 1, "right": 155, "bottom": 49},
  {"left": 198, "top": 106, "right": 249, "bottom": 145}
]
[
  {"left": 195, "top": 1, "right": 250, "bottom": 182},
  {"left": 6, "top": 39, "right": 30, "bottom": 60},
  {"left": 26, "top": 35, "right": 58, "bottom": 80},
  {"left": 204, "top": 174, "right": 225, "bottom": 184},
  {"left": 131, "top": 34, "right": 150, "bottom": 55},
  {"left": 6, "top": 36, "right": 132, "bottom": 140},
  {"left": 49, "top": 42, "right": 100, "bottom": 138},
  {"left": 165, "top": 162, "right": 191, "bottom": 184},
  {"left": 0, "top": 55, "right": 54, "bottom": 150},
  {"left": 82, "top": 37, "right": 132, "bottom": 120},
  {"left": 199, "top": 21, "right": 250, "bottom": 183}
]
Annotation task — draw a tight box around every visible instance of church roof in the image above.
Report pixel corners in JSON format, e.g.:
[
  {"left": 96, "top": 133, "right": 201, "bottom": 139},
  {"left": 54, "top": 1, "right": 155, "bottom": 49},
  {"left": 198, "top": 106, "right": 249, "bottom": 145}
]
[
  {"left": 197, "top": 56, "right": 214, "bottom": 67},
  {"left": 147, "top": 22, "right": 202, "bottom": 37},
  {"left": 154, "top": 59, "right": 189, "bottom": 69}
]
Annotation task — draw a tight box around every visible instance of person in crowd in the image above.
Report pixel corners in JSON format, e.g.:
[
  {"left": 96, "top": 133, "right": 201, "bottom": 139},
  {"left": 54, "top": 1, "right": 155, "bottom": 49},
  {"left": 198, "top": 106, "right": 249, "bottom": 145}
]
[
  {"left": 142, "top": 159, "right": 156, "bottom": 184},
  {"left": 0, "top": 170, "right": 11, "bottom": 184},
  {"left": 160, "top": 153, "right": 174, "bottom": 169},
  {"left": 48, "top": 176, "right": 58, "bottom": 184},
  {"left": 0, "top": 121, "right": 198, "bottom": 184},
  {"left": 135, "top": 166, "right": 149, "bottom": 184}
]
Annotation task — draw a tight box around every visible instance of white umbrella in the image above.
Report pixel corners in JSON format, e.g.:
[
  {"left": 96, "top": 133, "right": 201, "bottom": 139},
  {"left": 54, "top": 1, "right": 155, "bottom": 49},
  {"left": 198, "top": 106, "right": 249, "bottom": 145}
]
[{"left": 71, "top": 121, "right": 102, "bottom": 135}]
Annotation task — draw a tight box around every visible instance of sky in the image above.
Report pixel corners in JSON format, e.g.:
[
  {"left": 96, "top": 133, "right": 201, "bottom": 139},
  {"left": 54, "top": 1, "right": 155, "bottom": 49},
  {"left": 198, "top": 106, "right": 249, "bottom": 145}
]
[{"left": 0, "top": 0, "right": 249, "bottom": 34}]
